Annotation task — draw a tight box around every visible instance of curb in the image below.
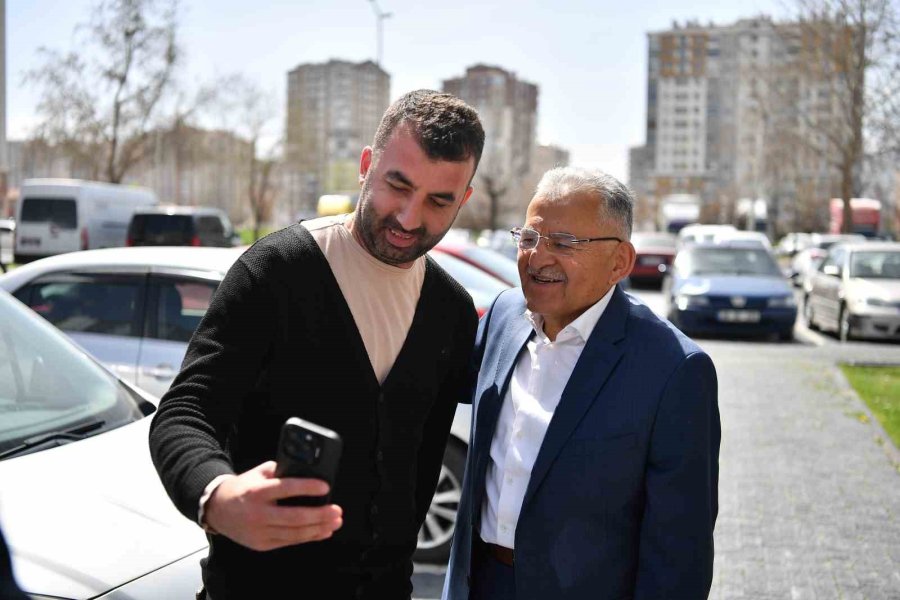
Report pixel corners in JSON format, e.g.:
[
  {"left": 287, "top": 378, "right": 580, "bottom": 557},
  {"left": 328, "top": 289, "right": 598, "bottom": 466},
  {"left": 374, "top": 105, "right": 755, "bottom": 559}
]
[{"left": 832, "top": 364, "right": 900, "bottom": 471}]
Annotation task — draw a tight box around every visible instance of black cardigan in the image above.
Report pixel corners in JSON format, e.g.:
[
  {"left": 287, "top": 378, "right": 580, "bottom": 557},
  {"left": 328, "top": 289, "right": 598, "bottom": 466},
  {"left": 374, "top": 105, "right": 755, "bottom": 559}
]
[{"left": 149, "top": 224, "right": 477, "bottom": 594}]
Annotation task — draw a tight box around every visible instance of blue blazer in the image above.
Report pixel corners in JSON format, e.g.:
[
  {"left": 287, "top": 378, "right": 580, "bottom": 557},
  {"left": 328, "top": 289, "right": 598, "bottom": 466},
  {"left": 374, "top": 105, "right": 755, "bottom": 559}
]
[{"left": 443, "top": 286, "right": 721, "bottom": 600}]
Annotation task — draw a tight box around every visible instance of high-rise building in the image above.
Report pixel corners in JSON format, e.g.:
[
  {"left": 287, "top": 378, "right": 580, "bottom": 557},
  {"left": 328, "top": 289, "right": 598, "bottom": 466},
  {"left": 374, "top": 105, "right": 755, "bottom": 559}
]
[
  {"left": 443, "top": 65, "right": 538, "bottom": 229},
  {"left": 285, "top": 59, "right": 389, "bottom": 214},
  {"left": 632, "top": 17, "right": 845, "bottom": 233}
]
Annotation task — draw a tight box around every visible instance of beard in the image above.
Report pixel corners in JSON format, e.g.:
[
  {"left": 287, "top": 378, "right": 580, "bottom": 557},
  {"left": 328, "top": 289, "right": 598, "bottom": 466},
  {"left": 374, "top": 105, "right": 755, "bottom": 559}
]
[{"left": 354, "top": 179, "right": 450, "bottom": 266}]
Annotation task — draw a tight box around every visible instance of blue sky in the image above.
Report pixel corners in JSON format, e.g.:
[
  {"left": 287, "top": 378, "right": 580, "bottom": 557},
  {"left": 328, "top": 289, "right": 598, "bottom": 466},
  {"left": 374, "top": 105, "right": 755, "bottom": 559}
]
[{"left": 7, "top": 0, "right": 788, "bottom": 180}]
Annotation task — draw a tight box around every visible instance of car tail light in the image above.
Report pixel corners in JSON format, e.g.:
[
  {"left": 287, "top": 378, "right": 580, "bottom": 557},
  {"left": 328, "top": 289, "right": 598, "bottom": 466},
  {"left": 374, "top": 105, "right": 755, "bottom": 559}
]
[
  {"left": 191, "top": 235, "right": 201, "bottom": 247},
  {"left": 80, "top": 228, "right": 89, "bottom": 250}
]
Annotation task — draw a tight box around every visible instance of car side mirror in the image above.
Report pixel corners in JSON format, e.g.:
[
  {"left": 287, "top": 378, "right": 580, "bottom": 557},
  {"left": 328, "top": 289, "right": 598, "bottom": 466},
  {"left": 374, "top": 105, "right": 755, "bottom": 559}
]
[{"left": 822, "top": 265, "right": 841, "bottom": 277}]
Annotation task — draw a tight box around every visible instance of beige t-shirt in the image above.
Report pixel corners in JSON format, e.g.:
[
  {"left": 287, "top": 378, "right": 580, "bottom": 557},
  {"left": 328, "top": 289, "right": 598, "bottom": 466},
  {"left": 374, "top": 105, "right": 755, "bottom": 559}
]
[{"left": 302, "top": 214, "right": 426, "bottom": 384}]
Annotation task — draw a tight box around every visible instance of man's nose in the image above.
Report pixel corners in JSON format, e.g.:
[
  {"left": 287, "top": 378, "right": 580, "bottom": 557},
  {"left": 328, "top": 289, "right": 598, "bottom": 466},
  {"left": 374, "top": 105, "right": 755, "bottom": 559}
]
[
  {"left": 395, "top": 195, "right": 424, "bottom": 231},
  {"left": 527, "top": 239, "right": 556, "bottom": 268}
]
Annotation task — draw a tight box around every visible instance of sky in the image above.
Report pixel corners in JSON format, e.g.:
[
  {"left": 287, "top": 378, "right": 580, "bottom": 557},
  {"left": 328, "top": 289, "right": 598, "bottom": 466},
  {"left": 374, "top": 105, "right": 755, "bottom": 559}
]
[{"left": 6, "top": 0, "right": 790, "bottom": 182}]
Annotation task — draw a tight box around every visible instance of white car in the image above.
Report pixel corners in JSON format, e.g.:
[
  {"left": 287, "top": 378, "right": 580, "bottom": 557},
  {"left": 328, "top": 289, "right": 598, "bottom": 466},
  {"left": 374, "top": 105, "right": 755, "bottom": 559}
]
[
  {"left": 804, "top": 242, "right": 900, "bottom": 341},
  {"left": 677, "top": 223, "right": 737, "bottom": 248},
  {"left": 0, "top": 244, "right": 503, "bottom": 562},
  {"left": 0, "top": 219, "right": 14, "bottom": 271},
  {"left": 0, "top": 288, "right": 207, "bottom": 598},
  {"left": 711, "top": 230, "right": 772, "bottom": 250}
]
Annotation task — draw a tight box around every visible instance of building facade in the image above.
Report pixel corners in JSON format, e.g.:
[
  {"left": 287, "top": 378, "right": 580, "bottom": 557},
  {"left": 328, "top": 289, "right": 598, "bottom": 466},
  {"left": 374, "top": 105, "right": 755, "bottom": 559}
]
[
  {"left": 631, "top": 17, "right": 845, "bottom": 234},
  {"left": 285, "top": 59, "right": 389, "bottom": 215},
  {"left": 443, "top": 65, "right": 539, "bottom": 230}
]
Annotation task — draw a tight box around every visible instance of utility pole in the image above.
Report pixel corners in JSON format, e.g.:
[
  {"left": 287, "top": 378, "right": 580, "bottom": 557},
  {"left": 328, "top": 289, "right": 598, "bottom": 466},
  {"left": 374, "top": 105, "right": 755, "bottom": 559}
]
[{"left": 368, "top": 0, "right": 392, "bottom": 67}]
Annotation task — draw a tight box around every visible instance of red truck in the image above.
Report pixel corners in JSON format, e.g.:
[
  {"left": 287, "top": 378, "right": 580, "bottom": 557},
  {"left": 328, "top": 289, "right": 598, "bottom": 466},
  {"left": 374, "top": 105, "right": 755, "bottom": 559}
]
[{"left": 829, "top": 198, "right": 881, "bottom": 237}]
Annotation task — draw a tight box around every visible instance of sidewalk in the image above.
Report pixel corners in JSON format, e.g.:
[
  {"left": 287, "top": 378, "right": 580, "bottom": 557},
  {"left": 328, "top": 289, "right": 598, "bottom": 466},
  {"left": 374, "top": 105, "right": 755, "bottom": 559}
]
[{"left": 706, "top": 340, "right": 900, "bottom": 599}]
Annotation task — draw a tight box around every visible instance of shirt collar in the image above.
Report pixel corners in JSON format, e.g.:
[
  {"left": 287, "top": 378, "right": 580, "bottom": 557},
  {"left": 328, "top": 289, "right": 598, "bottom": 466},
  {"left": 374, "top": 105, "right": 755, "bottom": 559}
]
[{"left": 525, "top": 285, "right": 616, "bottom": 344}]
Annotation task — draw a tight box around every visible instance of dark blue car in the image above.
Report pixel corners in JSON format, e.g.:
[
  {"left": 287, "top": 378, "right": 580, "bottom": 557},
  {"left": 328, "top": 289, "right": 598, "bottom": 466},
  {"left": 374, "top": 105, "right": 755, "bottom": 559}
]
[{"left": 664, "top": 242, "right": 798, "bottom": 340}]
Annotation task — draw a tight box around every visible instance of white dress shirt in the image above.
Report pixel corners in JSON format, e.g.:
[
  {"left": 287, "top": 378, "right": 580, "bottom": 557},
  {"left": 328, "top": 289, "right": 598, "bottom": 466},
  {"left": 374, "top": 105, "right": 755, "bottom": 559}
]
[{"left": 480, "top": 286, "right": 615, "bottom": 548}]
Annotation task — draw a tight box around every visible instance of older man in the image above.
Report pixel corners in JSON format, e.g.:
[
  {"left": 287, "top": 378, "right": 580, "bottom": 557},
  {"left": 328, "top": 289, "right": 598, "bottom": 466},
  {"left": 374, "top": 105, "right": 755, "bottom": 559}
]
[{"left": 444, "top": 167, "right": 721, "bottom": 600}]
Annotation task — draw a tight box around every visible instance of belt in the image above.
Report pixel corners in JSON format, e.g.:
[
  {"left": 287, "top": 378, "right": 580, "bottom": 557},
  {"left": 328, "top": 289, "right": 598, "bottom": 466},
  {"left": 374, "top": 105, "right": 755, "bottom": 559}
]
[{"left": 476, "top": 536, "right": 514, "bottom": 567}]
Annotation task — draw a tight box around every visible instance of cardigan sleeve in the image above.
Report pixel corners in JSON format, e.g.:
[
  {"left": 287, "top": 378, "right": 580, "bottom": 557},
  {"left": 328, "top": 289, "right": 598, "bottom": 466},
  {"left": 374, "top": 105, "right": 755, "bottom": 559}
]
[{"left": 148, "top": 255, "right": 278, "bottom": 523}]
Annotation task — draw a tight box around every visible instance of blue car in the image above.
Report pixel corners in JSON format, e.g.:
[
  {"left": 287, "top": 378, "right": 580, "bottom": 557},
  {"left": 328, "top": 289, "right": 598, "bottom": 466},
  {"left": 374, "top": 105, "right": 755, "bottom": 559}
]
[{"left": 664, "top": 242, "right": 798, "bottom": 340}]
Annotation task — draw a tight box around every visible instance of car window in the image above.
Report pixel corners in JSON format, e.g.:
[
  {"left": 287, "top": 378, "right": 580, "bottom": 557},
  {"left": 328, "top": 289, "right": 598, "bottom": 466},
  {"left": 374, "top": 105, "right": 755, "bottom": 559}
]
[
  {"left": 196, "top": 216, "right": 225, "bottom": 237},
  {"left": 23, "top": 276, "right": 143, "bottom": 337},
  {"left": 152, "top": 278, "right": 218, "bottom": 343},
  {"left": 819, "top": 247, "right": 845, "bottom": 274},
  {"left": 130, "top": 214, "right": 193, "bottom": 244},
  {"left": 679, "top": 247, "right": 783, "bottom": 277},
  {"left": 849, "top": 250, "right": 900, "bottom": 279},
  {"left": 20, "top": 197, "right": 77, "bottom": 229},
  {"left": 0, "top": 292, "right": 144, "bottom": 457}
]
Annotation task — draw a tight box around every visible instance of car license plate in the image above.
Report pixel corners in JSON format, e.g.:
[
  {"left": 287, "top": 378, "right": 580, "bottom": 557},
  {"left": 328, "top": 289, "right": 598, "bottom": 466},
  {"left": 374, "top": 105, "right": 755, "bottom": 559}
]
[
  {"left": 639, "top": 256, "right": 664, "bottom": 266},
  {"left": 717, "top": 309, "right": 761, "bottom": 323}
]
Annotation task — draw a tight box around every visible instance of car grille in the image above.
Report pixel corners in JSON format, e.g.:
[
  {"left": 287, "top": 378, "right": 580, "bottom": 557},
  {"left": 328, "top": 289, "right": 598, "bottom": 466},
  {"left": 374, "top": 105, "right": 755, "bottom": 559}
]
[{"left": 707, "top": 295, "right": 769, "bottom": 309}]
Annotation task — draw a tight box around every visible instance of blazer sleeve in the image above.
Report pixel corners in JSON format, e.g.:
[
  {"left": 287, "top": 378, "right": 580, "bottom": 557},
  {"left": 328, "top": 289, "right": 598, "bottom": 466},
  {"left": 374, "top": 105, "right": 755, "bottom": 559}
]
[
  {"left": 634, "top": 350, "right": 721, "bottom": 599},
  {"left": 148, "top": 255, "right": 277, "bottom": 523}
]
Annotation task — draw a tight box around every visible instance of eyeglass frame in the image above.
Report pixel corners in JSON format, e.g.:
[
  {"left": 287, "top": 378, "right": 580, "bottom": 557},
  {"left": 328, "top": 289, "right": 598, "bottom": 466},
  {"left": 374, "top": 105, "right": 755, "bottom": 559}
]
[{"left": 510, "top": 226, "right": 623, "bottom": 253}]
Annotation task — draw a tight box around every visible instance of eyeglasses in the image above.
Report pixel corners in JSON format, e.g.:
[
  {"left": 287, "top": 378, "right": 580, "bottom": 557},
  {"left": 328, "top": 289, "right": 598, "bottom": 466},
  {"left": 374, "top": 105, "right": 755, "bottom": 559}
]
[{"left": 510, "top": 226, "right": 622, "bottom": 253}]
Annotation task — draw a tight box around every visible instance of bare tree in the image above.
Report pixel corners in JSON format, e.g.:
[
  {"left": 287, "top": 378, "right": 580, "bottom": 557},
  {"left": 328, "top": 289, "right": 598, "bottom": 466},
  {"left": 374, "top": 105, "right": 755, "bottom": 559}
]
[
  {"left": 214, "top": 75, "right": 282, "bottom": 241},
  {"left": 26, "top": 0, "right": 179, "bottom": 183},
  {"left": 784, "top": 0, "right": 900, "bottom": 232}
]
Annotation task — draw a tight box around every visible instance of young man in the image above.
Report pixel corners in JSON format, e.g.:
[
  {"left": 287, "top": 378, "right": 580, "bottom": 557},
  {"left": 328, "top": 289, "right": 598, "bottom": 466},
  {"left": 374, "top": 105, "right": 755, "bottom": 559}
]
[
  {"left": 444, "top": 167, "right": 721, "bottom": 600},
  {"left": 149, "top": 90, "right": 485, "bottom": 599}
]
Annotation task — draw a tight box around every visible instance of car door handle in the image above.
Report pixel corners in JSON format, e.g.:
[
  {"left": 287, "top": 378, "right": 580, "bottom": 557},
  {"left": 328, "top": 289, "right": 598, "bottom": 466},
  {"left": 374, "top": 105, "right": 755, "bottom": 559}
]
[{"left": 144, "top": 364, "right": 176, "bottom": 380}]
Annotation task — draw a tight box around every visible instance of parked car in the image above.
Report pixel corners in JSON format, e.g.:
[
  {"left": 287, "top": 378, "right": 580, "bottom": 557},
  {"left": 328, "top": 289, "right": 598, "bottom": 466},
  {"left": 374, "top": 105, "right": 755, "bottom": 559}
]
[
  {"left": 127, "top": 206, "right": 238, "bottom": 247},
  {"left": 630, "top": 232, "right": 677, "bottom": 286},
  {"left": 14, "top": 178, "right": 158, "bottom": 264},
  {"left": 677, "top": 223, "right": 737, "bottom": 248},
  {"left": 803, "top": 242, "right": 900, "bottom": 342},
  {"left": 712, "top": 230, "right": 772, "bottom": 250},
  {"left": 0, "top": 288, "right": 207, "bottom": 599},
  {"left": 0, "top": 219, "right": 14, "bottom": 271},
  {"left": 0, "top": 243, "right": 510, "bottom": 563},
  {"left": 664, "top": 242, "right": 797, "bottom": 340},
  {"left": 433, "top": 240, "right": 520, "bottom": 287},
  {"left": 788, "top": 233, "right": 867, "bottom": 288}
]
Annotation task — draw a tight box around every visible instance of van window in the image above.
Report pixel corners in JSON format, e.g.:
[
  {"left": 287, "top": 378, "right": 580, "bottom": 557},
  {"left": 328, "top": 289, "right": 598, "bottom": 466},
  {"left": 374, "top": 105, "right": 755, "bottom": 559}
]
[{"left": 21, "top": 198, "right": 77, "bottom": 229}]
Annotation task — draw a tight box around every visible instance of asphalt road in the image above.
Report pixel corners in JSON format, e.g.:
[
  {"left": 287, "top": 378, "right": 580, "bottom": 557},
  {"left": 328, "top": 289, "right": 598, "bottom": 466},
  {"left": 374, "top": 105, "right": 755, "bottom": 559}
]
[{"left": 412, "top": 284, "right": 900, "bottom": 599}]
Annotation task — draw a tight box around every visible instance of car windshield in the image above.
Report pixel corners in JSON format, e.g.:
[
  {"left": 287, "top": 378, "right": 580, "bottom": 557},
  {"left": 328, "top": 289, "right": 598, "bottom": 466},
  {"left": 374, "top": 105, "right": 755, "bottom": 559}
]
[
  {"left": 632, "top": 234, "right": 676, "bottom": 250},
  {"left": 679, "top": 247, "right": 783, "bottom": 277},
  {"left": 849, "top": 250, "right": 900, "bottom": 279},
  {"left": 0, "top": 291, "right": 145, "bottom": 459},
  {"left": 456, "top": 245, "right": 521, "bottom": 286},
  {"left": 429, "top": 251, "right": 510, "bottom": 308}
]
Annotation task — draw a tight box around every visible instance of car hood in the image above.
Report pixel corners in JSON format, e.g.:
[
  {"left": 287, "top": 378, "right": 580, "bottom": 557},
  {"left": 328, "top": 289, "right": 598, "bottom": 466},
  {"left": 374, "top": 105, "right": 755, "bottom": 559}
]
[
  {"left": 0, "top": 417, "right": 207, "bottom": 599},
  {"left": 847, "top": 278, "right": 900, "bottom": 300},
  {"left": 675, "top": 275, "right": 792, "bottom": 297}
]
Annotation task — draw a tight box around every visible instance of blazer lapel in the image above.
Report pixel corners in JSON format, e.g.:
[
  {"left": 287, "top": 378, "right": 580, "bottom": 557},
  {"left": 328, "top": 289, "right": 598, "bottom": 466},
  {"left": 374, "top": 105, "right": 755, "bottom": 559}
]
[
  {"left": 520, "top": 286, "right": 630, "bottom": 511},
  {"left": 471, "top": 311, "right": 533, "bottom": 524}
]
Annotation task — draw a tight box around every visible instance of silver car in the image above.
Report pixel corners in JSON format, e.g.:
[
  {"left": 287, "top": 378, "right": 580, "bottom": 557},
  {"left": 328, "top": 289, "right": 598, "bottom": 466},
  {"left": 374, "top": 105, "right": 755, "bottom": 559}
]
[
  {"left": 804, "top": 242, "right": 900, "bottom": 341},
  {"left": 0, "top": 289, "right": 207, "bottom": 598},
  {"left": 0, "top": 245, "right": 506, "bottom": 562}
]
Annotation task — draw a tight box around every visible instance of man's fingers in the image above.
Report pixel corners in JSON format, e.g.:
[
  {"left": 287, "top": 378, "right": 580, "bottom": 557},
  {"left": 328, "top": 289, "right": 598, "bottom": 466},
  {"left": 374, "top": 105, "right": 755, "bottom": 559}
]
[
  {"left": 265, "top": 504, "right": 343, "bottom": 527},
  {"left": 263, "top": 520, "right": 343, "bottom": 548},
  {"left": 256, "top": 460, "right": 278, "bottom": 478}
]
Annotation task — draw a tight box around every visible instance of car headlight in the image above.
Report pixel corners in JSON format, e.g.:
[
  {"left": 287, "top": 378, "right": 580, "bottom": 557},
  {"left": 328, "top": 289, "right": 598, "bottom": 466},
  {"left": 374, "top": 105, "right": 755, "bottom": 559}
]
[
  {"left": 676, "top": 294, "right": 710, "bottom": 310},
  {"left": 768, "top": 295, "right": 797, "bottom": 308}
]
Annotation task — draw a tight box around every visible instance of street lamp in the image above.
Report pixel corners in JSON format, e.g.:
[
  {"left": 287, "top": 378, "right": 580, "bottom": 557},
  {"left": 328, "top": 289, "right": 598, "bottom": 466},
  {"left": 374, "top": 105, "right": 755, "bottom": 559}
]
[{"left": 368, "top": 0, "right": 392, "bottom": 67}]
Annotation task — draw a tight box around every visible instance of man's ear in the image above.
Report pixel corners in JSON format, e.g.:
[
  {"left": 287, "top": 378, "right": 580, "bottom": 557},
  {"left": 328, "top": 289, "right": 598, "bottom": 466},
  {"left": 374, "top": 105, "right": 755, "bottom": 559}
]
[
  {"left": 610, "top": 241, "right": 637, "bottom": 286},
  {"left": 460, "top": 186, "right": 474, "bottom": 208},
  {"left": 359, "top": 146, "right": 374, "bottom": 186}
]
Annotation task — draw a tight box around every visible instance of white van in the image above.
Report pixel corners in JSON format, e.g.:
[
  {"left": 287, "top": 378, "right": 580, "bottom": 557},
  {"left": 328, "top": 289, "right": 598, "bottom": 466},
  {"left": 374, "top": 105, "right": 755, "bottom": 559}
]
[{"left": 14, "top": 179, "right": 158, "bottom": 263}]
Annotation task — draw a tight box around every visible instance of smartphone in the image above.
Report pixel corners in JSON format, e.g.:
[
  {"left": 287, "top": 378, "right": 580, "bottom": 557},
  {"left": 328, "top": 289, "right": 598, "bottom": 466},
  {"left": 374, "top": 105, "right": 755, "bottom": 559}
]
[{"left": 275, "top": 417, "right": 343, "bottom": 506}]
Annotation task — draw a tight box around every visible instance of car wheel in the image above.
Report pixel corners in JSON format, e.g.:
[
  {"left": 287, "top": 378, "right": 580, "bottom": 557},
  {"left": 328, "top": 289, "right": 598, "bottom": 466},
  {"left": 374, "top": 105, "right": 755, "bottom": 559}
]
[
  {"left": 803, "top": 296, "right": 818, "bottom": 330},
  {"left": 839, "top": 304, "right": 854, "bottom": 342},
  {"left": 414, "top": 441, "right": 466, "bottom": 563}
]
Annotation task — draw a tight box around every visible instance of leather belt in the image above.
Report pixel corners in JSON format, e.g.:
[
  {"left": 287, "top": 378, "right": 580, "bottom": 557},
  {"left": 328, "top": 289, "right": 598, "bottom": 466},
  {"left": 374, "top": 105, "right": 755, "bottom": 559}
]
[{"left": 477, "top": 537, "right": 514, "bottom": 567}]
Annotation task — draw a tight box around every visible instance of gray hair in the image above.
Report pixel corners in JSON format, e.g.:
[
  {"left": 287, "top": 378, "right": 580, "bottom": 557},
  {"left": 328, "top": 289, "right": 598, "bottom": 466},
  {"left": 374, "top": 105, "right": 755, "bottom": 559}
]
[{"left": 533, "top": 167, "right": 634, "bottom": 239}]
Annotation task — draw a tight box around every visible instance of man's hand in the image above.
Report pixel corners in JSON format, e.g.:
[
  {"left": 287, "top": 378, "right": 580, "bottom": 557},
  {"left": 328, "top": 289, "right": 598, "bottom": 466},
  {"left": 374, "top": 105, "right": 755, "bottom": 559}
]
[{"left": 204, "top": 461, "right": 343, "bottom": 551}]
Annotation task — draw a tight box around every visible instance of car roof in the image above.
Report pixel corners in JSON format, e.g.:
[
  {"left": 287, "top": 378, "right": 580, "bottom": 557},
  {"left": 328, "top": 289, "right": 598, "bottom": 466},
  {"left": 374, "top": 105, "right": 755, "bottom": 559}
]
[
  {"left": 1, "top": 247, "right": 245, "bottom": 282},
  {"left": 836, "top": 242, "right": 900, "bottom": 252}
]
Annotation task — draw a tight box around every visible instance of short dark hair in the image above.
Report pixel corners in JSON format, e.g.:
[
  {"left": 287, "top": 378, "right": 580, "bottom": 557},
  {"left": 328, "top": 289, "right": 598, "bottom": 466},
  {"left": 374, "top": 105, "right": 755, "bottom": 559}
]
[{"left": 373, "top": 89, "right": 485, "bottom": 175}]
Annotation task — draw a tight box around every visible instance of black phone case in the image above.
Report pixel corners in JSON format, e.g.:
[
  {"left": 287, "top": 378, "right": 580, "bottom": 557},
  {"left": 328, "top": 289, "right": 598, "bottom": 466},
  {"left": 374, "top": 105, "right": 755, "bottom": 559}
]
[{"left": 274, "top": 418, "right": 343, "bottom": 507}]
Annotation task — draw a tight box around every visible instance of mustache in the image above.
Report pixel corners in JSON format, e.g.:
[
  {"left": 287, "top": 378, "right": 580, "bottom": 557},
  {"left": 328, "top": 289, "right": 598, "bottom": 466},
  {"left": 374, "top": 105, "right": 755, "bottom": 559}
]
[{"left": 382, "top": 216, "right": 426, "bottom": 237}]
